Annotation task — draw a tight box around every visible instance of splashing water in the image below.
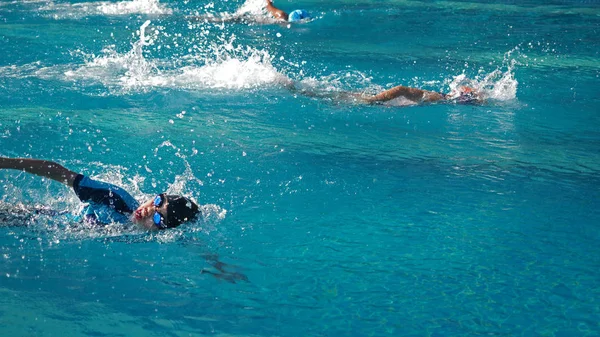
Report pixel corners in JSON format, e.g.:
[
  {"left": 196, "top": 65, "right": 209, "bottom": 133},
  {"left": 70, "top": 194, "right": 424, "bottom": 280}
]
[
  {"left": 65, "top": 20, "right": 159, "bottom": 92},
  {"left": 191, "top": 0, "right": 279, "bottom": 26},
  {"left": 234, "top": 0, "right": 268, "bottom": 16},
  {"left": 64, "top": 22, "right": 289, "bottom": 93},
  {"left": 446, "top": 49, "right": 519, "bottom": 101},
  {"left": 173, "top": 44, "right": 289, "bottom": 90},
  {"left": 5, "top": 14, "right": 518, "bottom": 101},
  {"left": 293, "top": 48, "right": 519, "bottom": 106},
  {"left": 291, "top": 70, "right": 378, "bottom": 104},
  {"left": 98, "top": 0, "right": 172, "bottom": 15},
  {"left": 150, "top": 140, "right": 227, "bottom": 237},
  {"left": 39, "top": 0, "right": 172, "bottom": 19},
  {"left": 151, "top": 140, "right": 205, "bottom": 197},
  {"left": 299, "top": 71, "right": 376, "bottom": 93}
]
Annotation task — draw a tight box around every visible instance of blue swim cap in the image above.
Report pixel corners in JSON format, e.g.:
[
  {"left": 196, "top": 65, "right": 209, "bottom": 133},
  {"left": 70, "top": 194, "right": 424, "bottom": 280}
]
[{"left": 288, "top": 9, "right": 309, "bottom": 22}]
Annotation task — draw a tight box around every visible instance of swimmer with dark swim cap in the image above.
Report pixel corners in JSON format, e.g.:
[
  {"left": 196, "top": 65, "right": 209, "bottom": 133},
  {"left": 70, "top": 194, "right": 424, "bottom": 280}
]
[
  {"left": 0, "top": 157, "right": 200, "bottom": 230},
  {"left": 266, "top": 0, "right": 310, "bottom": 22},
  {"left": 133, "top": 193, "right": 200, "bottom": 230}
]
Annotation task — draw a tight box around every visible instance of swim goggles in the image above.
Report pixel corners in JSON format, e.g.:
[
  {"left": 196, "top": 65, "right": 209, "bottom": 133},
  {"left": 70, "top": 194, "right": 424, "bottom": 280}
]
[{"left": 153, "top": 194, "right": 168, "bottom": 229}]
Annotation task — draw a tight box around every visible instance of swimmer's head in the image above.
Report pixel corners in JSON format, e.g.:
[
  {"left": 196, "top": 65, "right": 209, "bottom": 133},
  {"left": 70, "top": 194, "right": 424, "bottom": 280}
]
[
  {"left": 446, "top": 86, "right": 481, "bottom": 104},
  {"left": 133, "top": 194, "right": 200, "bottom": 230},
  {"left": 165, "top": 195, "right": 200, "bottom": 228},
  {"left": 288, "top": 9, "right": 309, "bottom": 22},
  {"left": 446, "top": 86, "right": 472, "bottom": 98}
]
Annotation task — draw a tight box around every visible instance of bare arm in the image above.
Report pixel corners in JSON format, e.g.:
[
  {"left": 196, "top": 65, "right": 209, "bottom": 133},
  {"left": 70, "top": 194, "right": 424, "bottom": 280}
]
[
  {"left": 365, "top": 85, "right": 445, "bottom": 103},
  {"left": 0, "top": 157, "right": 79, "bottom": 187},
  {"left": 266, "top": 0, "right": 288, "bottom": 21}
]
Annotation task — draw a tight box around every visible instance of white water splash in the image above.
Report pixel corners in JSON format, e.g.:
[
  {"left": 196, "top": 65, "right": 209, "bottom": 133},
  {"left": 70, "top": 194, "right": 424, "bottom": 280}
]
[
  {"left": 148, "top": 140, "right": 226, "bottom": 237},
  {"left": 446, "top": 49, "right": 519, "bottom": 101},
  {"left": 98, "top": 0, "right": 172, "bottom": 15},
  {"left": 235, "top": 0, "right": 267, "bottom": 16},
  {"left": 0, "top": 61, "right": 45, "bottom": 79},
  {"left": 172, "top": 49, "right": 288, "bottom": 89},
  {"left": 65, "top": 20, "right": 159, "bottom": 92},
  {"left": 190, "top": 0, "right": 279, "bottom": 25},
  {"left": 299, "top": 71, "right": 375, "bottom": 93},
  {"left": 290, "top": 50, "right": 519, "bottom": 106},
  {"left": 0, "top": 0, "right": 47, "bottom": 6},
  {"left": 39, "top": 0, "right": 172, "bottom": 19},
  {"left": 64, "top": 22, "right": 290, "bottom": 93},
  {"left": 291, "top": 70, "right": 380, "bottom": 104}
]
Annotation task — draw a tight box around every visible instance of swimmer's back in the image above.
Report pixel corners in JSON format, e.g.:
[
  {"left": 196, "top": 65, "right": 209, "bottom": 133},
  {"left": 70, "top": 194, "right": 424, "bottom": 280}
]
[{"left": 72, "top": 174, "right": 139, "bottom": 214}]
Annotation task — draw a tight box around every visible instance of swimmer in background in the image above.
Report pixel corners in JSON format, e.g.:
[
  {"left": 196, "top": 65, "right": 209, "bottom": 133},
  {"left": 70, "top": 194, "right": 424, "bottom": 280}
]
[
  {"left": 265, "top": 0, "right": 310, "bottom": 23},
  {"left": 361, "top": 84, "right": 483, "bottom": 105},
  {"left": 290, "top": 82, "right": 483, "bottom": 106},
  {"left": 0, "top": 157, "right": 199, "bottom": 231},
  {"left": 190, "top": 0, "right": 310, "bottom": 24}
]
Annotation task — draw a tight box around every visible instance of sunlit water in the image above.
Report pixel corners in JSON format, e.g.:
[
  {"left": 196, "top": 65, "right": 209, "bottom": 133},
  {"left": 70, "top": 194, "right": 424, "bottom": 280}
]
[{"left": 1, "top": 0, "right": 599, "bottom": 336}]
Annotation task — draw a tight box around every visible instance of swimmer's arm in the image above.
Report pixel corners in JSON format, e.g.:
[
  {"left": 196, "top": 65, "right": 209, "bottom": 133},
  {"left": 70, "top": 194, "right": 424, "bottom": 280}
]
[
  {"left": 266, "top": 0, "right": 288, "bottom": 21},
  {"left": 365, "top": 85, "right": 445, "bottom": 103},
  {"left": 0, "top": 157, "right": 79, "bottom": 187}
]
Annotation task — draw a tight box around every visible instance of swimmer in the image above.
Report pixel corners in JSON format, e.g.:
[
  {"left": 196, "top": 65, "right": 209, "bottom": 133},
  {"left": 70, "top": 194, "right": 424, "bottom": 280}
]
[
  {"left": 189, "top": 0, "right": 310, "bottom": 24},
  {"left": 266, "top": 0, "right": 310, "bottom": 23},
  {"left": 0, "top": 157, "right": 200, "bottom": 230},
  {"left": 362, "top": 84, "right": 483, "bottom": 105},
  {"left": 291, "top": 82, "right": 483, "bottom": 106}
]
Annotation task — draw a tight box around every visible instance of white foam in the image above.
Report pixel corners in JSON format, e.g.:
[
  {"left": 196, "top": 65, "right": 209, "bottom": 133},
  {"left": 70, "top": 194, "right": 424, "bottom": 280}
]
[
  {"left": 170, "top": 50, "right": 288, "bottom": 89},
  {"left": 234, "top": 0, "right": 268, "bottom": 16},
  {"left": 291, "top": 71, "right": 377, "bottom": 103},
  {"left": 0, "top": 0, "right": 47, "bottom": 7},
  {"left": 63, "top": 20, "right": 159, "bottom": 91},
  {"left": 2, "top": 21, "right": 289, "bottom": 93},
  {"left": 64, "top": 26, "right": 158, "bottom": 92},
  {"left": 39, "top": 0, "right": 172, "bottom": 19},
  {"left": 446, "top": 49, "right": 519, "bottom": 101},
  {"left": 0, "top": 62, "right": 44, "bottom": 78},
  {"left": 190, "top": 0, "right": 279, "bottom": 25},
  {"left": 63, "top": 22, "right": 290, "bottom": 93},
  {"left": 98, "top": 0, "right": 172, "bottom": 15}
]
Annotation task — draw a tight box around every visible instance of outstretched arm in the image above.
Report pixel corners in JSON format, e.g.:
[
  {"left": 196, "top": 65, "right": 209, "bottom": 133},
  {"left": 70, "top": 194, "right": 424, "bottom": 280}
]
[
  {"left": 365, "top": 85, "right": 445, "bottom": 103},
  {"left": 0, "top": 157, "right": 79, "bottom": 187},
  {"left": 266, "top": 0, "right": 288, "bottom": 21}
]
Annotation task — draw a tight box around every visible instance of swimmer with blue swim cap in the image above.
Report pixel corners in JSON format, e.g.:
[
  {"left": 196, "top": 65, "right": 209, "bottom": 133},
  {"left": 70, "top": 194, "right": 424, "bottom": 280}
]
[
  {"left": 189, "top": 0, "right": 310, "bottom": 25},
  {"left": 266, "top": 0, "right": 310, "bottom": 22}
]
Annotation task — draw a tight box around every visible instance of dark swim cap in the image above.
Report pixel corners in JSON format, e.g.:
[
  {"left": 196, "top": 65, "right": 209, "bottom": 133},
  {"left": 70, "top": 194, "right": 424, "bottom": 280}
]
[{"left": 165, "top": 195, "right": 200, "bottom": 228}]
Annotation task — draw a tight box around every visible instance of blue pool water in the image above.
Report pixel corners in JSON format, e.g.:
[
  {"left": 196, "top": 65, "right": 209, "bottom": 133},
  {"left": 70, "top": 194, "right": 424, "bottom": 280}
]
[{"left": 1, "top": 0, "right": 599, "bottom": 335}]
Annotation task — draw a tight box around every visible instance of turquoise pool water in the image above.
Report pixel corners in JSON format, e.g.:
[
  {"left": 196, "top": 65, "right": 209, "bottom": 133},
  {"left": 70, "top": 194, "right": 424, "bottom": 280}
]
[{"left": 1, "top": 0, "right": 599, "bottom": 335}]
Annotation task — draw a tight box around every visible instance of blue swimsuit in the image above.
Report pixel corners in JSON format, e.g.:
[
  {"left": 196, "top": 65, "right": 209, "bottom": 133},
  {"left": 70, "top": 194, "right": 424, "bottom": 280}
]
[{"left": 72, "top": 174, "right": 140, "bottom": 224}]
